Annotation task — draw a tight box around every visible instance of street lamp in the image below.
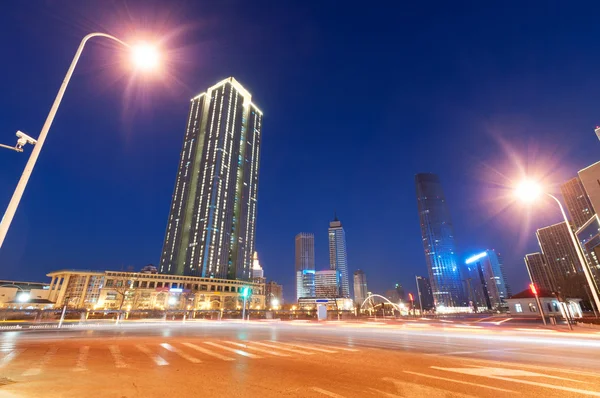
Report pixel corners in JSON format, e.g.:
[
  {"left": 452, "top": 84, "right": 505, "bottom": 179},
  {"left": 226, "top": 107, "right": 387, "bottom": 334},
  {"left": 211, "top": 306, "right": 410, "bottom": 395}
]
[
  {"left": 515, "top": 179, "right": 600, "bottom": 313},
  {"left": 0, "top": 33, "right": 160, "bottom": 250}
]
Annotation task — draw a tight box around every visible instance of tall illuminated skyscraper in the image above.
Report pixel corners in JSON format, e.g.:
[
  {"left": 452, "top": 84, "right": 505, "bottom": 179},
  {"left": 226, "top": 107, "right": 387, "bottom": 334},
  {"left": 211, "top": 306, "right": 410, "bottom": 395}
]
[
  {"left": 561, "top": 176, "right": 594, "bottom": 230},
  {"left": 329, "top": 216, "right": 350, "bottom": 298},
  {"left": 353, "top": 269, "right": 368, "bottom": 305},
  {"left": 415, "top": 173, "right": 465, "bottom": 307},
  {"left": 159, "top": 78, "right": 263, "bottom": 280},
  {"left": 295, "top": 233, "right": 315, "bottom": 300}
]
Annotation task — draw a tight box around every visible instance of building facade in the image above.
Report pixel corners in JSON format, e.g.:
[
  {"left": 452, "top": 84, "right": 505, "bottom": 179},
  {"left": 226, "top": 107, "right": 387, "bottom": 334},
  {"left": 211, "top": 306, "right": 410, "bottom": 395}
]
[
  {"left": 561, "top": 176, "right": 595, "bottom": 231},
  {"left": 160, "top": 78, "right": 263, "bottom": 280},
  {"left": 415, "top": 173, "right": 465, "bottom": 307},
  {"left": 315, "top": 270, "right": 341, "bottom": 298},
  {"left": 524, "top": 252, "right": 556, "bottom": 292},
  {"left": 536, "top": 222, "right": 583, "bottom": 283},
  {"left": 0, "top": 280, "right": 51, "bottom": 309},
  {"left": 353, "top": 269, "right": 368, "bottom": 306},
  {"left": 265, "top": 281, "right": 283, "bottom": 307},
  {"left": 464, "top": 250, "right": 508, "bottom": 309},
  {"left": 578, "top": 161, "right": 600, "bottom": 215},
  {"left": 575, "top": 215, "right": 600, "bottom": 289},
  {"left": 296, "top": 270, "right": 315, "bottom": 300},
  {"left": 328, "top": 216, "right": 350, "bottom": 298},
  {"left": 46, "top": 270, "right": 265, "bottom": 311},
  {"left": 295, "top": 233, "right": 315, "bottom": 301},
  {"left": 251, "top": 252, "right": 264, "bottom": 279},
  {"left": 415, "top": 276, "right": 435, "bottom": 311}
]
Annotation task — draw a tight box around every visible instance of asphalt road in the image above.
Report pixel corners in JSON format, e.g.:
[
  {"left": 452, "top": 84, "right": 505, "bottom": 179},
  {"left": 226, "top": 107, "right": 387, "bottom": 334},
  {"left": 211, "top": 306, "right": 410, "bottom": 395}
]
[{"left": 0, "top": 320, "right": 599, "bottom": 397}]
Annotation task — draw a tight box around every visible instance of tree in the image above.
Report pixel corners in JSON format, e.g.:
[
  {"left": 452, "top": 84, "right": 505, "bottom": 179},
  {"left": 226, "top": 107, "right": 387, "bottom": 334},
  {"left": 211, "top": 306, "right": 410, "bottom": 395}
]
[{"left": 104, "top": 273, "right": 133, "bottom": 319}]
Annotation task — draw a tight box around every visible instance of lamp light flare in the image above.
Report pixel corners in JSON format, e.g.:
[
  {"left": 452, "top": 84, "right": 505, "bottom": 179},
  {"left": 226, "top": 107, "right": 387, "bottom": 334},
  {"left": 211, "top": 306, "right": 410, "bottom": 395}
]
[
  {"left": 131, "top": 44, "right": 159, "bottom": 70},
  {"left": 515, "top": 180, "right": 542, "bottom": 203}
]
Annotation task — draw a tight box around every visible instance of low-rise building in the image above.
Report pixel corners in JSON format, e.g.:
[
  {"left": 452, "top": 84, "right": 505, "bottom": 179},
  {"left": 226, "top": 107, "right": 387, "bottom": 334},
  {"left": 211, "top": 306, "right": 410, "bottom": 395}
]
[
  {"left": 47, "top": 270, "right": 265, "bottom": 311},
  {"left": 505, "top": 288, "right": 582, "bottom": 319},
  {"left": 0, "top": 280, "right": 52, "bottom": 309}
]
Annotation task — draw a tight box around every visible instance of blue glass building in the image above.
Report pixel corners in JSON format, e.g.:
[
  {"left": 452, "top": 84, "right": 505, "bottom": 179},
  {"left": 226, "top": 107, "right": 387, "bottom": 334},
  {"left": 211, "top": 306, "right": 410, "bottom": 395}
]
[{"left": 415, "top": 173, "right": 465, "bottom": 308}]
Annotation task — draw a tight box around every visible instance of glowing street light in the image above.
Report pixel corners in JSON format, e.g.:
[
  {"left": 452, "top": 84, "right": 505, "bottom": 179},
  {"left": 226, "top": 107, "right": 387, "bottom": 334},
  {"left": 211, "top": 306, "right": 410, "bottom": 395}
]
[
  {"left": 515, "top": 180, "right": 542, "bottom": 203},
  {"left": 131, "top": 43, "right": 159, "bottom": 70},
  {"left": 0, "top": 33, "right": 161, "bottom": 251},
  {"left": 515, "top": 179, "right": 600, "bottom": 312}
]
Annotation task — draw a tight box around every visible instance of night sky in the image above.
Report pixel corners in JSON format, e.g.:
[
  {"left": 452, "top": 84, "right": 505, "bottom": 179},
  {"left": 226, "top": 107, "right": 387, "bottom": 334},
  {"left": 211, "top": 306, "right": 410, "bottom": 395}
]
[{"left": 1, "top": 1, "right": 599, "bottom": 303}]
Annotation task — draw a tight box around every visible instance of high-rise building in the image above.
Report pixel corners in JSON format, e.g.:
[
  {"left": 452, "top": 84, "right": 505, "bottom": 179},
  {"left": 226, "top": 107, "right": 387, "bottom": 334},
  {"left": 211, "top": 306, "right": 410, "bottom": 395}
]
[
  {"left": 251, "top": 252, "right": 264, "bottom": 279},
  {"left": 497, "top": 252, "right": 512, "bottom": 298},
  {"left": 394, "top": 283, "right": 405, "bottom": 302},
  {"left": 265, "top": 281, "right": 283, "bottom": 307},
  {"left": 415, "top": 276, "right": 435, "bottom": 311},
  {"left": 385, "top": 289, "right": 401, "bottom": 303},
  {"left": 315, "top": 270, "right": 341, "bottom": 298},
  {"left": 561, "top": 177, "right": 594, "bottom": 230},
  {"left": 579, "top": 161, "right": 600, "bottom": 214},
  {"left": 524, "top": 252, "right": 556, "bottom": 292},
  {"left": 296, "top": 270, "right": 315, "bottom": 301},
  {"left": 464, "top": 250, "right": 508, "bottom": 309},
  {"left": 329, "top": 216, "right": 350, "bottom": 298},
  {"left": 353, "top": 269, "right": 368, "bottom": 306},
  {"left": 536, "top": 221, "right": 583, "bottom": 283},
  {"left": 575, "top": 214, "right": 600, "bottom": 288},
  {"left": 415, "top": 173, "right": 465, "bottom": 307},
  {"left": 295, "top": 233, "right": 315, "bottom": 300},
  {"left": 159, "top": 78, "right": 263, "bottom": 280}
]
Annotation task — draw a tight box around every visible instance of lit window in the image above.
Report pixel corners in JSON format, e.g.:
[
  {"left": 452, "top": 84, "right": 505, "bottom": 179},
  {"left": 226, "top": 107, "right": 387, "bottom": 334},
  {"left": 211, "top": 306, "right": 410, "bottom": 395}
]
[
  {"left": 515, "top": 303, "right": 523, "bottom": 313},
  {"left": 528, "top": 303, "right": 537, "bottom": 312}
]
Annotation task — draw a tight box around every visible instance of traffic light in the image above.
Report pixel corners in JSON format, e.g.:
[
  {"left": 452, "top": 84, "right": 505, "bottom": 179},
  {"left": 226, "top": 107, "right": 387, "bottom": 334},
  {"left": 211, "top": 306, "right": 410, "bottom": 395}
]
[
  {"left": 408, "top": 293, "right": 414, "bottom": 301},
  {"left": 241, "top": 287, "right": 249, "bottom": 298},
  {"left": 529, "top": 283, "right": 538, "bottom": 295}
]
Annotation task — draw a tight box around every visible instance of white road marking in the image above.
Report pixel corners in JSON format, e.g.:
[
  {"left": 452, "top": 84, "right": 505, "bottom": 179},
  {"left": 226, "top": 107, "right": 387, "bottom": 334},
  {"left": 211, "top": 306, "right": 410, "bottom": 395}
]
[
  {"left": 251, "top": 341, "right": 313, "bottom": 355},
  {"left": 182, "top": 343, "right": 235, "bottom": 361},
  {"left": 400, "top": 372, "right": 518, "bottom": 393},
  {"left": 160, "top": 343, "right": 201, "bottom": 363},
  {"left": 108, "top": 345, "right": 128, "bottom": 368},
  {"left": 22, "top": 346, "right": 58, "bottom": 376},
  {"left": 204, "top": 341, "right": 261, "bottom": 358},
  {"left": 73, "top": 346, "right": 89, "bottom": 372},
  {"left": 445, "top": 355, "right": 600, "bottom": 379},
  {"left": 224, "top": 341, "right": 290, "bottom": 357},
  {"left": 136, "top": 344, "right": 168, "bottom": 366},
  {"left": 437, "top": 348, "right": 520, "bottom": 356},
  {"left": 311, "top": 387, "right": 347, "bottom": 397},
  {"left": 433, "top": 366, "right": 600, "bottom": 396},
  {"left": 270, "top": 341, "right": 337, "bottom": 353},
  {"left": 0, "top": 349, "right": 23, "bottom": 368}
]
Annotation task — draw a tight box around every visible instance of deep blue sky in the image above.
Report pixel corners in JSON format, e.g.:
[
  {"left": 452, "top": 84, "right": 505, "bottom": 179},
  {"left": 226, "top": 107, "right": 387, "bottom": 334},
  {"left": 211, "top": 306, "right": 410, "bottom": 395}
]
[{"left": 1, "top": 1, "right": 599, "bottom": 302}]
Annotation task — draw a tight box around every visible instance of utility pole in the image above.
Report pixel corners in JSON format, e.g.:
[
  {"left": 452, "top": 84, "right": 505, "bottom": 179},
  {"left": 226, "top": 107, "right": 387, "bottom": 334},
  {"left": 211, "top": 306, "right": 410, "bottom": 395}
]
[
  {"left": 530, "top": 284, "right": 547, "bottom": 326},
  {"left": 415, "top": 276, "right": 424, "bottom": 315}
]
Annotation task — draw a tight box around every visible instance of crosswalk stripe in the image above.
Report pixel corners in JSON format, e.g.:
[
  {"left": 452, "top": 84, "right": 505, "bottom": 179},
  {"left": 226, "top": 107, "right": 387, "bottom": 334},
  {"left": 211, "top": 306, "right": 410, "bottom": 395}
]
[
  {"left": 74, "top": 346, "right": 89, "bottom": 371},
  {"left": 295, "top": 337, "right": 360, "bottom": 352},
  {"left": 136, "top": 344, "right": 169, "bottom": 366},
  {"left": 23, "top": 346, "right": 58, "bottom": 376},
  {"left": 204, "top": 342, "right": 261, "bottom": 358},
  {"left": 182, "top": 343, "right": 235, "bottom": 361},
  {"left": 252, "top": 341, "right": 313, "bottom": 355},
  {"left": 108, "top": 345, "right": 128, "bottom": 368},
  {"left": 269, "top": 341, "right": 337, "bottom": 353},
  {"left": 0, "top": 349, "right": 23, "bottom": 368},
  {"left": 160, "top": 343, "right": 201, "bottom": 363},
  {"left": 224, "top": 341, "right": 290, "bottom": 357}
]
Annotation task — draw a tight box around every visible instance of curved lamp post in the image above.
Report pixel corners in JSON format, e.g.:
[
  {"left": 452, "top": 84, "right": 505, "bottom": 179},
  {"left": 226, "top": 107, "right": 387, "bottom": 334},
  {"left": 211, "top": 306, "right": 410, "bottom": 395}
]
[
  {"left": 0, "top": 33, "right": 159, "bottom": 250},
  {"left": 515, "top": 180, "right": 600, "bottom": 313}
]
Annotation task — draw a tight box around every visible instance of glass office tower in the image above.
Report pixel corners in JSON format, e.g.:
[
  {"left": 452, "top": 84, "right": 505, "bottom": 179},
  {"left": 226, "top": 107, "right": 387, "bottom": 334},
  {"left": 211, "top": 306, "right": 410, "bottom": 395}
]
[
  {"left": 415, "top": 173, "right": 465, "bottom": 307},
  {"left": 160, "top": 78, "right": 262, "bottom": 280},
  {"left": 329, "top": 216, "right": 350, "bottom": 298}
]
